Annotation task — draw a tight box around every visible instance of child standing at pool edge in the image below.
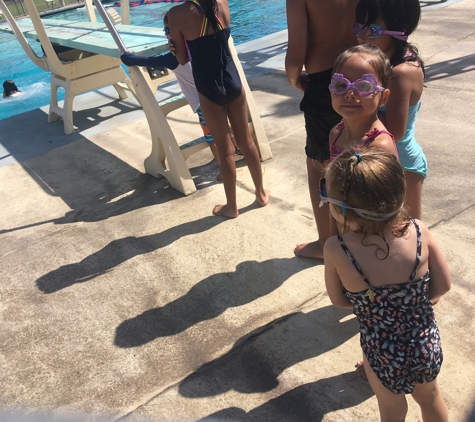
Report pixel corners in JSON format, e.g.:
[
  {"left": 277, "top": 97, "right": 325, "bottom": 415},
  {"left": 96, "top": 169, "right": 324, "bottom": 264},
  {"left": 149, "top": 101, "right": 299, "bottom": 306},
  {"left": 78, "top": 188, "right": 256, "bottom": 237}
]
[
  {"left": 120, "top": 12, "right": 224, "bottom": 180},
  {"left": 355, "top": 0, "right": 426, "bottom": 220},
  {"left": 168, "top": 0, "right": 270, "bottom": 218},
  {"left": 324, "top": 148, "right": 451, "bottom": 422}
]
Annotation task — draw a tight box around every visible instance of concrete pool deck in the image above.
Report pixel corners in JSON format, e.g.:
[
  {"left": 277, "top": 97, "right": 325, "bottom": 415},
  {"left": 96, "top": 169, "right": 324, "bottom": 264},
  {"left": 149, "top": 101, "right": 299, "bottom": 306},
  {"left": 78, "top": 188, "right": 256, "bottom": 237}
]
[{"left": 1, "top": 0, "right": 475, "bottom": 420}]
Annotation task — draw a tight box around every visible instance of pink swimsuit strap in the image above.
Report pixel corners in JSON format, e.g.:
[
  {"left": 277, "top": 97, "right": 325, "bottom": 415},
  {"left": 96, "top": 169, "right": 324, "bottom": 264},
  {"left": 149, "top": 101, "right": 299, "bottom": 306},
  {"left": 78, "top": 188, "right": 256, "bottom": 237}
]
[
  {"left": 330, "top": 122, "right": 398, "bottom": 160},
  {"left": 361, "top": 127, "right": 394, "bottom": 147}
]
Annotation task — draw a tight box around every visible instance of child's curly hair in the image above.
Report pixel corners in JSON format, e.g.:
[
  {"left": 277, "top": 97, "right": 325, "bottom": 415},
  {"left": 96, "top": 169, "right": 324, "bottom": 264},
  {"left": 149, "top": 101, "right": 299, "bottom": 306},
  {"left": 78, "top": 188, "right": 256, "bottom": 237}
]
[{"left": 326, "top": 147, "right": 411, "bottom": 258}]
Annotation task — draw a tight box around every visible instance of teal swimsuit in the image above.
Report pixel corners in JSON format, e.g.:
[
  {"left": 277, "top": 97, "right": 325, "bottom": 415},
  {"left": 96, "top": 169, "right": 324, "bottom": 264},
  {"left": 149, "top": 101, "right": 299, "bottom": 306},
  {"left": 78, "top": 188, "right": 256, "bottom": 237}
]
[{"left": 379, "top": 100, "right": 428, "bottom": 178}]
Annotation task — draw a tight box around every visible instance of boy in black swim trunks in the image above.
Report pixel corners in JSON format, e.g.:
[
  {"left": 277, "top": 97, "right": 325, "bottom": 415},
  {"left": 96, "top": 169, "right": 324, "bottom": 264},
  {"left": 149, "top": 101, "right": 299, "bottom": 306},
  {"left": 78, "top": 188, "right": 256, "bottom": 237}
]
[{"left": 285, "top": 0, "right": 359, "bottom": 259}]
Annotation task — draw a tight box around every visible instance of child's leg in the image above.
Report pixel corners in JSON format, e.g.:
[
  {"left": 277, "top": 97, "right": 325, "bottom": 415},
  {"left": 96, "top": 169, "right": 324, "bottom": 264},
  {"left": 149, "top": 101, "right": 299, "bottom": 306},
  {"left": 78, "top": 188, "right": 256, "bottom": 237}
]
[
  {"left": 208, "top": 142, "right": 222, "bottom": 180},
  {"left": 226, "top": 90, "right": 270, "bottom": 207},
  {"left": 198, "top": 94, "right": 239, "bottom": 218},
  {"left": 294, "top": 157, "right": 331, "bottom": 260},
  {"left": 196, "top": 107, "right": 222, "bottom": 176},
  {"left": 411, "top": 379, "right": 448, "bottom": 422},
  {"left": 363, "top": 356, "right": 408, "bottom": 422},
  {"left": 404, "top": 171, "right": 424, "bottom": 219}
]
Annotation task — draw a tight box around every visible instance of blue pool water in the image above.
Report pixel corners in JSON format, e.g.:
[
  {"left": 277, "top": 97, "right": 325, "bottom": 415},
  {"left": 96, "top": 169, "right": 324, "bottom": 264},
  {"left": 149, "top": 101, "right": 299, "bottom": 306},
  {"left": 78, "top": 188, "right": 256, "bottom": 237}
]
[{"left": 0, "top": 0, "right": 286, "bottom": 121}]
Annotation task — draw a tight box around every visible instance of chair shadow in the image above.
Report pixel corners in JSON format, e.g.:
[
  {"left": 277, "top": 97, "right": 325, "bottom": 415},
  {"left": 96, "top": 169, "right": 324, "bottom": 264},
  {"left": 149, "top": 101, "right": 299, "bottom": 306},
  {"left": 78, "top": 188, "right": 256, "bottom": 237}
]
[
  {"left": 0, "top": 129, "right": 226, "bottom": 236},
  {"left": 114, "top": 257, "right": 318, "bottom": 348},
  {"left": 179, "top": 306, "right": 358, "bottom": 397},
  {"left": 199, "top": 372, "right": 373, "bottom": 422},
  {"left": 425, "top": 54, "right": 475, "bottom": 82}
]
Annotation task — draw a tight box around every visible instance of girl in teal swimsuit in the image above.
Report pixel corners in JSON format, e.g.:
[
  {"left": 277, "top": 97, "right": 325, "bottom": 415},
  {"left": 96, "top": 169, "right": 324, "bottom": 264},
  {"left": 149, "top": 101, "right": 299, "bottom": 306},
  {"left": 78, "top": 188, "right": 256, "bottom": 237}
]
[
  {"left": 168, "top": 0, "right": 270, "bottom": 218},
  {"left": 354, "top": 0, "right": 426, "bottom": 220}
]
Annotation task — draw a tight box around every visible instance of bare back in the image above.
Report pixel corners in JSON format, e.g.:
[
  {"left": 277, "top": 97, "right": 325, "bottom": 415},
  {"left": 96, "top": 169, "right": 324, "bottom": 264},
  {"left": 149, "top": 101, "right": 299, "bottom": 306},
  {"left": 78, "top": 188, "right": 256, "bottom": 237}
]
[
  {"left": 305, "top": 0, "right": 359, "bottom": 71},
  {"left": 169, "top": 0, "right": 230, "bottom": 43},
  {"left": 286, "top": 0, "right": 359, "bottom": 75}
]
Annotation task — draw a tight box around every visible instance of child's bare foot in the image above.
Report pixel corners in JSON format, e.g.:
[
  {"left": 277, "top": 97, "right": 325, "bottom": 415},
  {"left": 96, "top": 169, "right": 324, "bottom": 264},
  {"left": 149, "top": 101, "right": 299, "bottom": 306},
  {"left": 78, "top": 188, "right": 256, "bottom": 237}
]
[
  {"left": 294, "top": 240, "right": 324, "bottom": 260},
  {"left": 355, "top": 361, "right": 368, "bottom": 380},
  {"left": 213, "top": 204, "right": 238, "bottom": 218},
  {"left": 217, "top": 171, "right": 222, "bottom": 181},
  {"left": 256, "top": 189, "right": 270, "bottom": 207}
]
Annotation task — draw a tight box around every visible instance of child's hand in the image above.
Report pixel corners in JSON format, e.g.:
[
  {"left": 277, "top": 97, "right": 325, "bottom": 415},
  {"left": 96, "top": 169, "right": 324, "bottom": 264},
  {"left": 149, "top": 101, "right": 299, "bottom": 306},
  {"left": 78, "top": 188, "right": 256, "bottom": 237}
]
[
  {"left": 295, "top": 73, "right": 309, "bottom": 92},
  {"left": 120, "top": 51, "right": 134, "bottom": 66}
]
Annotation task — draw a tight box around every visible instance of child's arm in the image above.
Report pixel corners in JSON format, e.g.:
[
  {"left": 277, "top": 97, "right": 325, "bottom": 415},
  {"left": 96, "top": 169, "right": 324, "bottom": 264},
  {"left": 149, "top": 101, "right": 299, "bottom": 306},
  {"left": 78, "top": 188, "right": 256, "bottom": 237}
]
[
  {"left": 167, "top": 10, "right": 189, "bottom": 66},
  {"left": 285, "top": 0, "right": 308, "bottom": 91},
  {"left": 120, "top": 51, "right": 179, "bottom": 70},
  {"left": 419, "top": 220, "right": 452, "bottom": 301},
  {"left": 383, "top": 65, "right": 414, "bottom": 142},
  {"left": 324, "top": 236, "right": 353, "bottom": 309}
]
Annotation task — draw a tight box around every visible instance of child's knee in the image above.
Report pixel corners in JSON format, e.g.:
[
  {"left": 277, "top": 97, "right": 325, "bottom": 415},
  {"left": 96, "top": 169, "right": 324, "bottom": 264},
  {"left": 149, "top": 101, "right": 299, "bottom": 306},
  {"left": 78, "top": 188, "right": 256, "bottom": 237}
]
[{"left": 411, "top": 381, "right": 440, "bottom": 405}]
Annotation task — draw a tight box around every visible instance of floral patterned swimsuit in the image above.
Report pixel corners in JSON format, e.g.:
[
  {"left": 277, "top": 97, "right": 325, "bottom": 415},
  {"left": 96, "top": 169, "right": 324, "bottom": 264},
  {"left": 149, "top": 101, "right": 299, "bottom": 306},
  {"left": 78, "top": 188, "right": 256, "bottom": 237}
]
[{"left": 340, "top": 220, "right": 443, "bottom": 394}]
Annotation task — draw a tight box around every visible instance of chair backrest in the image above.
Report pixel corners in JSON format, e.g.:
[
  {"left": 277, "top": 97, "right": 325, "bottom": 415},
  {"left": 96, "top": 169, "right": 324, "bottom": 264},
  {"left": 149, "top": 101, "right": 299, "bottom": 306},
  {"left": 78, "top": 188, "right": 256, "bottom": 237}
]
[
  {"left": 106, "top": 8, "right": 122, "bottom": 25},
  {"left": 0, "top": 0, "right": 49, "bottom": 71}
]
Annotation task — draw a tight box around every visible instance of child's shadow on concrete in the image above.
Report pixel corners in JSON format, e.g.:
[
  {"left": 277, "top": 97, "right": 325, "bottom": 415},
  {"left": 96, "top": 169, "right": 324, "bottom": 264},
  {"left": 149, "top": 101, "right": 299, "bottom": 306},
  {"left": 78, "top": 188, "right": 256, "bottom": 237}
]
[
  {"left": 179, "top": 306, "right": 360, "bottom": 397},
  {"left": 199, "top": 372, "right": 373, "bottom": 421},
  {"left": 114, "top": 257, "right": 318, "bottom": 347}
]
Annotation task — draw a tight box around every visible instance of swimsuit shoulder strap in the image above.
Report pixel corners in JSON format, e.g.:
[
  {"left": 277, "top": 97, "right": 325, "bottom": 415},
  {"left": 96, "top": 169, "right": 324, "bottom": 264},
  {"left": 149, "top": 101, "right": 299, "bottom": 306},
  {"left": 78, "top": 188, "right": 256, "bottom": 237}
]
[
  {"left": 408, "top": 218, "right": 422, "bottom": 281},
  {"left": 338, "top": 234, "right": 374, "bottom": 291},
  {"left": 361, "top": 128, "right": 395, "bottom": 147},
  {"left": 187, "top": 0, "right": 224, "bottom": 36},
  {"left": 332, "top": 120, "right": 345, "bottom": 146}
]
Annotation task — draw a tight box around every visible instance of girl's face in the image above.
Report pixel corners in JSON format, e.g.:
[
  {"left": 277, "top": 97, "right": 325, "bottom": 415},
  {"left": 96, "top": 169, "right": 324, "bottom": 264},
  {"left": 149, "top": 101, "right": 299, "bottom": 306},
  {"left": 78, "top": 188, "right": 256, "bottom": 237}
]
[
  {"left": 330, "top": 56, "right": 389, "bottom": 120},
  {"left": 356, "top": 18, "right": 395, "bottom": 59}
]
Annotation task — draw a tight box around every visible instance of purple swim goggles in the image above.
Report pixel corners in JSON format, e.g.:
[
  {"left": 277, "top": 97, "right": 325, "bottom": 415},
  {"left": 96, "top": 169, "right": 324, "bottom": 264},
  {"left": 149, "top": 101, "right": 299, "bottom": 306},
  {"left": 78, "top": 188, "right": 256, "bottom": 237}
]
[
  {"left": 353, "top": 23, "right": 408, "bottom": 41},
  {"left": 329, "top": 73, "right": 385, "bottom": 96}
]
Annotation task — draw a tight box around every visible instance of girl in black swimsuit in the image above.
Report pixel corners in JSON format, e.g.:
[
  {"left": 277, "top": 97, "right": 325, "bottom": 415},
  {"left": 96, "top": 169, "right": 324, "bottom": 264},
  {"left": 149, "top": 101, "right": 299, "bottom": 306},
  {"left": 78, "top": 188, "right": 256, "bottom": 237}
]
[{"left": 168, "top": 0, "right": 269, "bottom": 218}]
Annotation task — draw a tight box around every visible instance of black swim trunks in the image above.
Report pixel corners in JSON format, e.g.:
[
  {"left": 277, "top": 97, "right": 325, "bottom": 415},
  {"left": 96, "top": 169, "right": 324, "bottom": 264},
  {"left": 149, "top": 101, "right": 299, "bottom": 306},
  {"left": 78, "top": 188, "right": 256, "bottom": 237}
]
[{"left": 300, "top": 69, "right": 341, "bottom": 162}]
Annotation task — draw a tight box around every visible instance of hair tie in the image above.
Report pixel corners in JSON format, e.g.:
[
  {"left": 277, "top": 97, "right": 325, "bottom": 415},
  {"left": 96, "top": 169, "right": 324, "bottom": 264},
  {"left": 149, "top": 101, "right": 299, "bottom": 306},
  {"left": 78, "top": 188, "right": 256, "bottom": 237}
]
[{"left": 355, "top": 153, "right": 362, "bottom": 163}]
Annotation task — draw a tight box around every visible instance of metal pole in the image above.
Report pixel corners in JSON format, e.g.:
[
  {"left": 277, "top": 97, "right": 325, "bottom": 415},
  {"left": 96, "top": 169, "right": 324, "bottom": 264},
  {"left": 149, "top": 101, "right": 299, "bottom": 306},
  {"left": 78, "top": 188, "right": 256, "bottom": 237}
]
[{"left": 93, "top": 0, "right": 127, "bottom": 53}]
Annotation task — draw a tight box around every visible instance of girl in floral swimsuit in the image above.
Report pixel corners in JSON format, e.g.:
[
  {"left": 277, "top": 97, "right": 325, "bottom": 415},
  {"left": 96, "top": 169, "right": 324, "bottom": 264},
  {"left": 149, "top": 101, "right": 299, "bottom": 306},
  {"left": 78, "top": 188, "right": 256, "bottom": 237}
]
[{"left": 323, "top": 148, "right": 451, "bottom": 422}]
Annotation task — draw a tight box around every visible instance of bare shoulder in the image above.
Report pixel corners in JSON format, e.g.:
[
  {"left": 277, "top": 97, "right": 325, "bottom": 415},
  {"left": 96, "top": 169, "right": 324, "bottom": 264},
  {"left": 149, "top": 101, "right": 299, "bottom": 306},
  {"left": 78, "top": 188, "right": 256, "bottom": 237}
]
[
  {"left": 167, "top": 2, "right": 187, "bottom": 20},
  {"left": 390, "top": 62, "right": 424, "bottom": 87},
  {"left": 414, "top": 219, "right": 432, "bottom": 239},
  {"left": 371, "top": 132, "right": 398, "bottom": 156},
  {"left": 324, "top": 235, "right": 344, "bottom": 260},
  {"left": 286, "top": 0, "right": 307, "bottom": 18}
]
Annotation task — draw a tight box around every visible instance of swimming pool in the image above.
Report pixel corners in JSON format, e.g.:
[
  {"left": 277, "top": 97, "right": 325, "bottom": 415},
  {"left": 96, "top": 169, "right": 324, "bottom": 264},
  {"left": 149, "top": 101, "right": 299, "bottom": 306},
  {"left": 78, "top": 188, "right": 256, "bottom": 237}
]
[{"left": 0, "top": 0, "right": 286, "bottom": 121}]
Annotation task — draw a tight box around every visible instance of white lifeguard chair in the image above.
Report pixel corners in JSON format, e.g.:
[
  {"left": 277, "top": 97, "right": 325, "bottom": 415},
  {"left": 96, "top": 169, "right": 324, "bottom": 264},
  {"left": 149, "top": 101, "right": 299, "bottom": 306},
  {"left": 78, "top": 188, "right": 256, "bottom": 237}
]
[{"left": 0, "top": 0, "right": 135, "bottom": 134}]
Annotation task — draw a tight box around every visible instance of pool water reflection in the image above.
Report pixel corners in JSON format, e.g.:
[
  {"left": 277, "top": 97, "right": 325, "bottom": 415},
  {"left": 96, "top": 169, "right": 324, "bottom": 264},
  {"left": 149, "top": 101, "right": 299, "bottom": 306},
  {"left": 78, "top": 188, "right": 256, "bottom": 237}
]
[{"left": 0, "top": 0, "right": 286, "bottom": 120}]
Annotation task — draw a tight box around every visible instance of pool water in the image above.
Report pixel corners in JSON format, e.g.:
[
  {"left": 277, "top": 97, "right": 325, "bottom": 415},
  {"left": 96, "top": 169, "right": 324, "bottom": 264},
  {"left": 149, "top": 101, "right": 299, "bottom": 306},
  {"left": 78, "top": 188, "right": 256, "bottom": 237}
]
[{"left": 0, "top": 0, "right": 286, "bottom": 121}]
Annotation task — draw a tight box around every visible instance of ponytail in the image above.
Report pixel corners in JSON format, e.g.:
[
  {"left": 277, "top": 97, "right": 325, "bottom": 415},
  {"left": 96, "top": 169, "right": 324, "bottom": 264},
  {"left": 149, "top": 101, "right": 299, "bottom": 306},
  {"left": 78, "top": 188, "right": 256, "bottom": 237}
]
[{"left": 198, "top": 0, "right": 219, "bottom": 31}]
